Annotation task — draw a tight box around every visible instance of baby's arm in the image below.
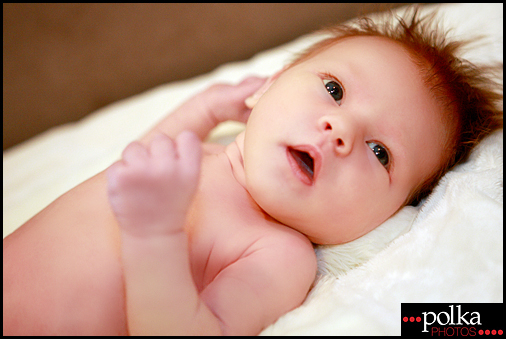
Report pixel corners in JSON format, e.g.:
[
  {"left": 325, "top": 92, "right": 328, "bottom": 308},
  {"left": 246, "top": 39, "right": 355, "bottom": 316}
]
[
  {"left": 200, "top": 234, "right": 317, "bottom": 335},
  {"left": 138, "top": 76, "right": 266, "bottom": 145}
]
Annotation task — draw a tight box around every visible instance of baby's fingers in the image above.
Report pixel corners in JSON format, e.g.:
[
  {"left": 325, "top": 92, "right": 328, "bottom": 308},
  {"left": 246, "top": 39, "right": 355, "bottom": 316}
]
[
  {"left": 121, "top": 141, "right": 149, "bottom": 165},
  {"left": 149, "top": 133, "right": 176, "bottom": 159}
]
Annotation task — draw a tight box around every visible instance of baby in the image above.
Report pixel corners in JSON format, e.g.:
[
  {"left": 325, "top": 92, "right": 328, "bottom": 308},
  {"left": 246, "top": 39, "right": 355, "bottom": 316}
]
[{"left": 3, "top": 7, "right": 502, "bottom": 335}]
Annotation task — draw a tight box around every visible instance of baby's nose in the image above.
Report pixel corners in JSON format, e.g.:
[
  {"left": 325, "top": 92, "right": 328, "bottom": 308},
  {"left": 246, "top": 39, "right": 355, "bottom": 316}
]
[{"left": 317, "top": 115, "right": 354, "bottom": 156}]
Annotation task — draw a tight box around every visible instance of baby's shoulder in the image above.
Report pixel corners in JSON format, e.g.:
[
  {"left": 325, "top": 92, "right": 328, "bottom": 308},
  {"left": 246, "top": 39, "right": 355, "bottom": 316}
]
[
  {"left": 250, "top": 226, "right": 317, "bottom": 279},
  {"left": 229, "top": 227, "right": 317, "bottom": 315}
]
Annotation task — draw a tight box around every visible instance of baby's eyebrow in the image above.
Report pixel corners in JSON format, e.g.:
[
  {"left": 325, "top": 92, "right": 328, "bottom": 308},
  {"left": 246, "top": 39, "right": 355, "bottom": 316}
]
[
  {"left": 372, "top": 116, "right": 407, "bottom": 180},
  {"left": 386, "top": 126, "right": 405, "bottom": 172},
  {"left": 330, "top": 61, "right": 370, "bottom": 103}
]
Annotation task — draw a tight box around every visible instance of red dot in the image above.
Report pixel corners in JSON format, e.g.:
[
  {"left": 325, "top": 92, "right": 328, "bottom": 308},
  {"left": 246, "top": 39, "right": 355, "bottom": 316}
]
[
  {"left": 480, "top": 330, "right": 484, "bottom": 335},
  {"left": 486, "top": 330, "right": 491, "bottom": 335},
  {"left": 498, "top": 330, "right": 503, "bottom": 335},
  {"left": 403, "top": 317, "right": 408, "bottom": 322},
  {"left": 416, "top": 317, "right": 421, "bottom": 322},
  {"left": 410, "top": 317, "right": 415, "bottom": 322},
  {"left": 492, "top": 330, "right": 497, "bottom": 335}
]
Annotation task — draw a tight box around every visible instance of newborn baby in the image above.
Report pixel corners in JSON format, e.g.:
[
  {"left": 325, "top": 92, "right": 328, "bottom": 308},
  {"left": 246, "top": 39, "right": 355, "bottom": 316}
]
[{"left": 3, "top": 7, "right": 502, "bottom": 335}]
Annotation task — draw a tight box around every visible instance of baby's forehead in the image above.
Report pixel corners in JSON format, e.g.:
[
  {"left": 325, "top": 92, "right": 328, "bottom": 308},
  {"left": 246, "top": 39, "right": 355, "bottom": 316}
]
[
  {"left": 311, "top": 37, "right": 424, "bottom": 91},
  {"left": 316, "top": 35, "right": 412, "bottom": 61},
  {"left": 303, "top": 36, "right": 426, "bottom": 84}
]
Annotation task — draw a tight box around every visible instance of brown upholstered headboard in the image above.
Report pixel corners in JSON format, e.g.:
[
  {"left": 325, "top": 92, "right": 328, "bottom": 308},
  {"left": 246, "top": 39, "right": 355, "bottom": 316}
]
[{"left": 3, "top": 3, "right": 411, "bottom": 151}]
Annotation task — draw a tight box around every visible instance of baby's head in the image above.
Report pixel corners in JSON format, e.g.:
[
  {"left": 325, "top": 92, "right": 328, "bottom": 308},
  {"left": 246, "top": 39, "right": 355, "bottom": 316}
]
[{"left": 241, "top": 6, "right": 503, "bottom": 244}]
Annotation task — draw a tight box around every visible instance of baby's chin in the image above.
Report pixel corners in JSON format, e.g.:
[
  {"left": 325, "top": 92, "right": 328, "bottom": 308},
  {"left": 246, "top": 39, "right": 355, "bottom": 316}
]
[
  {"left": 296, "top": 220, "right": 375, "bottom": 245},
  {"left": 270, "top": 216, "right": 340, "bottom": 245}
]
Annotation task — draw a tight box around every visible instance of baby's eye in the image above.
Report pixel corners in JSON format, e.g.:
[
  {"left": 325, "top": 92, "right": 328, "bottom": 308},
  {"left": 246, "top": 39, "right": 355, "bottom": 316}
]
[
  {"left": 367, "top": 141, "right": 390, "bottom": 168},
  {"left": 323, "top": 79, "right": 344, "bottom": 103}
]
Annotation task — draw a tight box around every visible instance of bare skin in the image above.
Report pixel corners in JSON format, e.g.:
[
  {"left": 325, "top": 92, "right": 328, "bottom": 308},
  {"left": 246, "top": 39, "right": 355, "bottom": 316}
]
[
  {"left": 3, "top": 36, "right": 448, "bottom": 336},
  {"left": 3, "top": 77, "right": 317, "bottom": 335}
]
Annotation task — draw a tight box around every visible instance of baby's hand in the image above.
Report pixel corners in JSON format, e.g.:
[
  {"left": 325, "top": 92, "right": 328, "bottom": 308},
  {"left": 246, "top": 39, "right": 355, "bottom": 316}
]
[
  {"left": 106, "top": 131, "right": 201, "bottom": 237},
  {"left": 204, "top": 76, "right": 267, "bottom": 124}
]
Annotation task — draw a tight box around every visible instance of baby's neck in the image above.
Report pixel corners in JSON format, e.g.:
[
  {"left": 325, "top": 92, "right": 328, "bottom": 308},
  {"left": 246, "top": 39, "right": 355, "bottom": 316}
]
[
  {"left": 224, "top": 131, "right": 289, "bottom": 225},
  {"left": 224, "top": 131, "right": 248, "bottom": 189}
]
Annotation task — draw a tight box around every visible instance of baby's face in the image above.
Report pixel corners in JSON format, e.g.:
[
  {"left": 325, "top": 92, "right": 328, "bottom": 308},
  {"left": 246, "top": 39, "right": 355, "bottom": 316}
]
[{"left": 242, "top": 36, "right": 448, "bottom": 244}]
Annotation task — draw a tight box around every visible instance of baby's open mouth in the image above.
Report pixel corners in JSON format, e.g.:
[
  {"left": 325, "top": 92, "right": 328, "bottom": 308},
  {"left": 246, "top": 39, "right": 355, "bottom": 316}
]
[{"left": 288, "top": 147, "right": 314, "bottom": 183}]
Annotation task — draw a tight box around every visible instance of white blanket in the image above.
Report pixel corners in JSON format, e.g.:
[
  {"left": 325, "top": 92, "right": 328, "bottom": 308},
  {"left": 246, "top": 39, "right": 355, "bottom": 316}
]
[{"left": 3, "top": 3, "right": 503, "bottom": 335}]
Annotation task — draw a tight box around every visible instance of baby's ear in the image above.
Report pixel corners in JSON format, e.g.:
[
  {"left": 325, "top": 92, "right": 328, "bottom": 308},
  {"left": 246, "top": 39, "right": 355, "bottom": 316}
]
[{"left": 245, "top": 66, "right": 288, "bottom": 109}]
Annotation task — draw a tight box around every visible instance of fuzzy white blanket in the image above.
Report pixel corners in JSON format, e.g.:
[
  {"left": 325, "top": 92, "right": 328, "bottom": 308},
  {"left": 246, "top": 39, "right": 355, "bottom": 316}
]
[{"left": 3, "top": 3, "right": 502, "bottom": 336}]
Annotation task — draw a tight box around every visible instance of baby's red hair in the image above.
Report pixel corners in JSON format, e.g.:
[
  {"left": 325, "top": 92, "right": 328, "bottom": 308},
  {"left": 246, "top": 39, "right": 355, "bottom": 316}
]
[{"left": 289, "top": 5, "right": 503, "bottom": 206}]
